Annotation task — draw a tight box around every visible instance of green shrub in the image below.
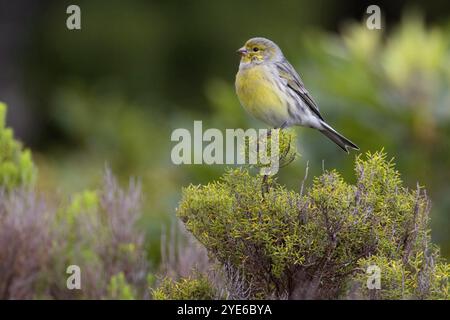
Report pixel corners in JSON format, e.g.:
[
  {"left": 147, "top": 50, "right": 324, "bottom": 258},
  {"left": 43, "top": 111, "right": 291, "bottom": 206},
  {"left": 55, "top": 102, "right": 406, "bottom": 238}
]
[
  {"left": 177, "top": 132, "right": 449, "bottom": 299},
  {"left": 0, "top": 102, "right": 36, "bottom": 189},
  {"left": 152, "top": 275, "right": 217, "bottom": 300}
]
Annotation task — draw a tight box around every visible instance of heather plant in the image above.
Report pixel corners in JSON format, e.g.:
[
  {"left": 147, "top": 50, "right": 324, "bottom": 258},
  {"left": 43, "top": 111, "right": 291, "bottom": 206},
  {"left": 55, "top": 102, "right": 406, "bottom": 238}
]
[
  {"left": 47, "top": 169, "right": 149, "bottom": 299},
  {"left": 176, "top": 130, "right": 449, "bottom": 299},
  {"left": 0, "top": 190, "right": 53, "bottom": 299},
  {"left": 0, "top": 169, "right": 151, "bottom": 300},
  {"left": 0, "top": 104, "right": 49, "bottom": 298}
]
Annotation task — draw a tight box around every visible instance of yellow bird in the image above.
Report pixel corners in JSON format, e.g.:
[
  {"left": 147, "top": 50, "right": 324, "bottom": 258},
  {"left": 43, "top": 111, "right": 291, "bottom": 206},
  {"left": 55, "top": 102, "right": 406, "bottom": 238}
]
[{"left": 235, "top": 37, "right": 359, "bottom": 153}]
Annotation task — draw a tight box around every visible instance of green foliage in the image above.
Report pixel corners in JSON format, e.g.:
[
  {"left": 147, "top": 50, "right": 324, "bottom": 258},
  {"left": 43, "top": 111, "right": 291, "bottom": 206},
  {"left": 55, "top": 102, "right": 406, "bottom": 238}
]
[
  {"left": 49, "top": 171, "right": 149, "bottom": 299},
  {"left": 300, "top": 14, "right": 450, "bottom": 255},
  {"left": 177, "top": 135, "right": 449, "bottom": 299},
  {"left": 107, "top": 272, "right": 136, "bottom": 300},
  {"left": 64, "top": 189, "right": 99, "bottom": 226},
  {"left": 152, "top": 275, "right": 217, "bottom": 300},
  {"left": 0, "top": 102, "right": 36, "bottom": 189},
  {"left": 354, "top": 255, "right": 449, "bottom": 300},
  {"left": 53, "top": 189, "right": 104, "bottom": 292}
]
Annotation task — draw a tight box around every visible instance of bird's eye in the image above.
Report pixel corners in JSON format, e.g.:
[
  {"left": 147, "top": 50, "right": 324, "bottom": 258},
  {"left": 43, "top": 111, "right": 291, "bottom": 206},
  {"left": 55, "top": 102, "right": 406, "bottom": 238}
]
[{"left": 253, "top": 47, "right": 259, "bottom": 52}]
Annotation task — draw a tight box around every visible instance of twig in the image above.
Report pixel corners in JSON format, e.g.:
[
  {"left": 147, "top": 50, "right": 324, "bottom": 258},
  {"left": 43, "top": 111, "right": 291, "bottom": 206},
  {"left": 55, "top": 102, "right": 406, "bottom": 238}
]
[{"left": 300, "top": 161, "right": 309, "bottom": 196}]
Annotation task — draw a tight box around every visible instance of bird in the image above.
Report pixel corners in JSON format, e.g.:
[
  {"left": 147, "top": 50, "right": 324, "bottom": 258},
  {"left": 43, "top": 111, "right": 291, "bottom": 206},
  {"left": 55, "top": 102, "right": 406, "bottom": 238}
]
[{"left": 235, "top": 37, "right": 359, "bottom": 153}]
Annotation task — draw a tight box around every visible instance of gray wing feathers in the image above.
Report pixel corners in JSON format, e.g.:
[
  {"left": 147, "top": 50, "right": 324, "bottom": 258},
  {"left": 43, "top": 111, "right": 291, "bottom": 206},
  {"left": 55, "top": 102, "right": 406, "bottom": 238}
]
[{"left": 276, "top": 60, "right": 324, "bottom": 121}]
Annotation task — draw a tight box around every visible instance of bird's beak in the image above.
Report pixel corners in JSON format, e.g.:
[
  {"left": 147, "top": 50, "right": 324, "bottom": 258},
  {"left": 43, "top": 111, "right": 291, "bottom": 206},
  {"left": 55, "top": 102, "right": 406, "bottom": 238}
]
[{"left": 236, "top": 47, "right": 247, "bottom": 56}]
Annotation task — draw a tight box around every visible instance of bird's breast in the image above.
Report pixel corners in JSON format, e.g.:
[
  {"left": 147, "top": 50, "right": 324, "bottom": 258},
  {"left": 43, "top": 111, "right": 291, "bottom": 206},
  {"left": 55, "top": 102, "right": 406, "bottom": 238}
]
[{"left": 235, "top": 65, "right": 288, "bottom": 127}]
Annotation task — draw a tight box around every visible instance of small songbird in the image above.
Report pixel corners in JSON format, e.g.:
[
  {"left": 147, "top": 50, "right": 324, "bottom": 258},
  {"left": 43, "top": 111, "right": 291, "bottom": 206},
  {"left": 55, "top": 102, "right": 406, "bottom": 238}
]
[{"left": 235, "top": 37, "right": 359, "bottom": 153}]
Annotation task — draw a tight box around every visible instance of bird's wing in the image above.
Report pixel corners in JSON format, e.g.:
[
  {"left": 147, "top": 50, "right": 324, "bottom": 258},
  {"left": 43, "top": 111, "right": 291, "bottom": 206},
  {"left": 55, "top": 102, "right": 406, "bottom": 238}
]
[{"left": 276, "top": 60, "right": 324, "bottom": 121}]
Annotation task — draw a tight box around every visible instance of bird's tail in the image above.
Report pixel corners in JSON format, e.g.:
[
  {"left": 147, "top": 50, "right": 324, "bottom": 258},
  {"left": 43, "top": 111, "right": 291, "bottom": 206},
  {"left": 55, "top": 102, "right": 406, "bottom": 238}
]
[{"left": 319, "top": 121, "right": 359, "bottom": 153}]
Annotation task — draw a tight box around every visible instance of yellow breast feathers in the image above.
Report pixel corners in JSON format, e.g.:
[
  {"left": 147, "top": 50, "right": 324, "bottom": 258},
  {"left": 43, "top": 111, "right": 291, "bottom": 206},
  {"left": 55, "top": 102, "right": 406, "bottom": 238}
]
[{"left": 235, "top": 65, "right": 288, "bottom": 127}]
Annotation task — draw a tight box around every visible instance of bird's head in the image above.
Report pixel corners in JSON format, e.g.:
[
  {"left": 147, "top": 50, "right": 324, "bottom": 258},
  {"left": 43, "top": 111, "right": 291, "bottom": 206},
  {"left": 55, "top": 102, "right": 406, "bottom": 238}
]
[{"left": 237, "top": 37, "right": 283, "bottom": 65}]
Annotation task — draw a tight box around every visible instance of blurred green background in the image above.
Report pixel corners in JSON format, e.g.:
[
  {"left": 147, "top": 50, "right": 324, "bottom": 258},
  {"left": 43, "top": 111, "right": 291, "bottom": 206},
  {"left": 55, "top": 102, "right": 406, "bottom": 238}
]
[{"left": 1, "top": 0, "right": 449, "bottom": 266}]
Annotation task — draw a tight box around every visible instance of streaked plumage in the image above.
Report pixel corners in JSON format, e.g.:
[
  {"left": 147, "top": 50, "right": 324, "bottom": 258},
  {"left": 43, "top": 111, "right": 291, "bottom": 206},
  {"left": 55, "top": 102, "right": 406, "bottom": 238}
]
[{"left": 235, "top": 37, "right": 359, "bottom": 153}]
